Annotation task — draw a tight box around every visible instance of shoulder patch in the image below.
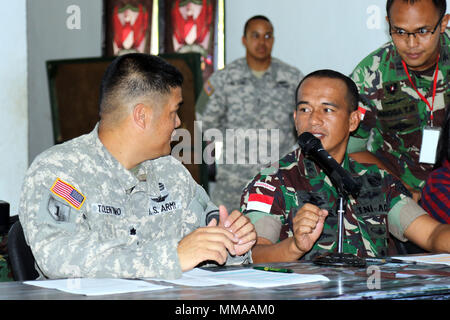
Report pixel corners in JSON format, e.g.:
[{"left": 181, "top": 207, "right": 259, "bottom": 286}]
[
  {"left": 50, "top": 178, "right": 86, "bottom": 210},
  {"left": 254, "top": 181, "right": 276, "bottom": 192},
  {"left": 246, "top": 194, "right": 274, "bottom": 213},
  {"left": 358, "top": 106, "right": 367, "bottom": 120},
  {"left": 203, "top": 80, "right": 215, "bottom": 96}
]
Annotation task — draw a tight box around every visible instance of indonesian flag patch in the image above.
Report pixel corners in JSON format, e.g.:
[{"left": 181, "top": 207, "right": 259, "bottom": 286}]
[
  {"left": 358, "top": 106, "right": 366, "bottom": 120},
  {"left": 246, "top": 194, "right": 274, "bottom": 213},
  {"left": 50, "top": 178, "right": 86, "bottom": 210}
]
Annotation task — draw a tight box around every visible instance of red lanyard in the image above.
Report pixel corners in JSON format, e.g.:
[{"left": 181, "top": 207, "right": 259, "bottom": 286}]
[{"left": 401, "top": 55, "right": 440, "bottom": 126}]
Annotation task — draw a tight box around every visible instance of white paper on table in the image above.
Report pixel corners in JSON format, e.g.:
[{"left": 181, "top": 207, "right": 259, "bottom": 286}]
[
  {"left": 391, "top": 254, "right": 450, "bottom": 266},
  {"left": 145, "top": 268, "right": 224, "bottom": 287},
  {"left": 24, "top": 278, "right": 172, "bottom": 296},
  {"left": 148, "top": 268, "right": 329, "bottom": 288},
  {"left": 206, "top": 269, "right": 329, "bottom": 288}
]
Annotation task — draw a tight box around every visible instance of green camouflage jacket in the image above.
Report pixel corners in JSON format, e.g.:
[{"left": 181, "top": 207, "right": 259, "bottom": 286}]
[
  {"left": 241, "top": 148, "right": 412, "bottom": 260},
  {"left": 349, "top": 29, "right": 450, "bottom": 191}
]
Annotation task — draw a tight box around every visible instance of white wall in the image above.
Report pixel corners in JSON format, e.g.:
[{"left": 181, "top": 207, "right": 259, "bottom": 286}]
[
  {"left": 225, "top": 0, "right": 391, "bottom": 75},
  {"left": 27, "top": 0, "right": 103, "bottom": 162},
  {"left": 0, "top": 0, "right": 28, "bottom": 215}
]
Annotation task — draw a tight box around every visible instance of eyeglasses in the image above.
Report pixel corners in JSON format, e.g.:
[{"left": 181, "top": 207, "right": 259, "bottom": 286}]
[{"left": 389, "top": 14, "right": 444, "bottom": 40}]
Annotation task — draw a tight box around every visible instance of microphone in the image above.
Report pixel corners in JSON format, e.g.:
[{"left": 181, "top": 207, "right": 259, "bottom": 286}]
[{"left": 298, "top": 132, "right": 361, "bottom": 198}]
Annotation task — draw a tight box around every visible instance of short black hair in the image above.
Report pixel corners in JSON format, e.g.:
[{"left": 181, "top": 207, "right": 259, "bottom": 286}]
[
  {"left": 434, "top": 107, "right": 450, "bottom": 168},
  {"left": 243, "top": 15, "right": 273, "bottom": 36},
  {"left": 99, "top": 53, "right": 183, "bottom": 120},
  {"left": 295, "top": 69, "right": 360, "bottom": 112},
  {"left": 386, "top": 0, "right": 446, "bottom": 19}
]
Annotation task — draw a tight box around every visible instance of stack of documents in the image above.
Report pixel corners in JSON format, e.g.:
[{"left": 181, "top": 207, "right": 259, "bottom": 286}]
[
  {"left": 24, "top": 268, "right": 330, "bottom": 296},
  {"left": 148, "top": 268, "right": 329, "bottom": 288}
]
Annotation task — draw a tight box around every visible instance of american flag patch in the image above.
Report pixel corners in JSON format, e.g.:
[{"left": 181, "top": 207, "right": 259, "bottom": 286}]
[
  {"left": 246, "top": 194, "right": 274, "bottom": 213},
  {"left": 50, "top": 178, "right": 85, "bottom": 210},
  {"left": 358, "top": 106, "right": 367, "bottom": 120}
]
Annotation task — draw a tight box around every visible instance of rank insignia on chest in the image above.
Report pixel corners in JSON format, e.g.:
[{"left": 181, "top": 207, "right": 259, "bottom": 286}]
[
  {"left": 50, "top": 178, "right": 85, "bottom": 210},
  {"left": 385, "top": 83, "right": 398, "bottom": 94}
]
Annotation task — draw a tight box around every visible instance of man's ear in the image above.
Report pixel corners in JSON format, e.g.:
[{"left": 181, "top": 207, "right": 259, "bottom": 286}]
[
  {"left": 133, "top": 103, "right": 148, "bottom": 129},
  {"left": 349, "top": 109, "right": 361, "bottom": 133}
]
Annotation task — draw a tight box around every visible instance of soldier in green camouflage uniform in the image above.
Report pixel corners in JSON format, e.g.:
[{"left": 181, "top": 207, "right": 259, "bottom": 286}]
[
  {"left": 241, "top": 149, "right": 412, "bottom": 259},
  {"left": 0, "top": 236, "right": 13, "bottom": 281},
  {"left": 19, "top": 54, "right": 255, "bottom": 280},
  {"left": 196, "top": 16, "right": 303, "bottom": 211},
  {"left": 241, "top": 69, "right": 450, "bottom": 263},
  {"left": 348, "top": 0, "right": 450, "bottom": 193}
]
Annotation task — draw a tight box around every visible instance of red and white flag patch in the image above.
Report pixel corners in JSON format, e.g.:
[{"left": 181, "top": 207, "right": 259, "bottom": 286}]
[
  {"left": 358, "top": 106, "right": 366, "bottom": 120},
  {"left": 50, "top": 178, "right": 86, "bottom": 210},
  {"left": 246, "top": 194, "right": 274, "bottom": 213}
]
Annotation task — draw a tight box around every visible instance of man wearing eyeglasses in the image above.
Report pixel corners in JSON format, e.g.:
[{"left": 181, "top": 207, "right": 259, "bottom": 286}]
[
  {"left": 196, "top": 15, "right": 303, "bottom": 212},
  {"left": 348, "top": 0, "right": 449, "bottom": 202}
]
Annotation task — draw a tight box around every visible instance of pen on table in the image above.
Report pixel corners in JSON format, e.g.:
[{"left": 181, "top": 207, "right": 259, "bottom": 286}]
[
  {"left": 253, "top": 266, "right": 294, "bottom": 273},
  {"left": 365, "top": 257, "right": 417, "bottom": 265}
]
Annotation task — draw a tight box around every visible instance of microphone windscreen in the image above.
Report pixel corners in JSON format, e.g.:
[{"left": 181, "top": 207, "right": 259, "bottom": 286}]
[{"left": 298, "top": 132, "right": 322, "bottom": 155}]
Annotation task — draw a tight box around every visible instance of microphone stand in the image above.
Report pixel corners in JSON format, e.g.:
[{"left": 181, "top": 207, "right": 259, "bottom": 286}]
[{"left": 312, "top": 191, "right": 366, "bottom": 268}]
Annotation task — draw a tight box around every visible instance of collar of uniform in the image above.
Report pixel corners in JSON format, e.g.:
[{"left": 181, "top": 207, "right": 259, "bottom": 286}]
[
  {"left": 391, "top": 42, "right": 407, "bottom": 78},
  {"left": 90, "top": 123, "right": 140, "bottom": 193},
  {"left": 439, "top": 29, "right": 450, "bottom": 70}
]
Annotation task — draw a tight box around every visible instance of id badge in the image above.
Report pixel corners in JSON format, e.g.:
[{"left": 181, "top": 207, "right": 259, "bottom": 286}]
[{"left": 419, "top": 126, "right": 441, "bottom": 164}]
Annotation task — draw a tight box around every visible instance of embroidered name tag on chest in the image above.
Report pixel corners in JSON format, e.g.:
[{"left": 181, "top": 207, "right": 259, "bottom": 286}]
[
  {"left": 149, "top": 198, "right": 180, "bottom": 215},
  {"left": 92, "top": 204, "right": 124, "bottom": 217}
]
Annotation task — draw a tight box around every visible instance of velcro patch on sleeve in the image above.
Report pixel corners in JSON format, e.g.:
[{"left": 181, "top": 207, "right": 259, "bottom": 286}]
[
  {"left": 50, "top": 178, "right": 86, "bottom": 210},
  {"left": 358, "top": 106, "right": 367, "bottom": 120},
  {"left": 246, "top": 193, "right": 274, "bottom": 213},
  {"left": 203, "top": 80, "right": 215, "bottom": 96}
]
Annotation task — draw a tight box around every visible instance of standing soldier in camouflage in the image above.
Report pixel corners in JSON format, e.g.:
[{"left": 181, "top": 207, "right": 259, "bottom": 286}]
[
  {"left": 348, "top": 0, "right": 450, "bottom": 199},
  {"left": 241, "top": 70, "right": 450, "bottom": 263},
  {"left": 18, "top": 53, "right": 256, "bottom": 279},
  {"left": 196, "top": 15, "right": 304, "bottom": 211}
]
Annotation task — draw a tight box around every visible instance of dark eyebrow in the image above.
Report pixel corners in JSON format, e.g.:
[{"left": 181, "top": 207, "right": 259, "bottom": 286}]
[
  {"left": 296, "top": 100, "right": 308, "bottom": 106},
  {"left": 392, "top": 23, "right": 433, "bottom": 31},
  {"left": 296, "top": 101, "right": 339, "bottom": 108},
  {"left": 323, "top": 102, "right": 339, "bottom": 108}
]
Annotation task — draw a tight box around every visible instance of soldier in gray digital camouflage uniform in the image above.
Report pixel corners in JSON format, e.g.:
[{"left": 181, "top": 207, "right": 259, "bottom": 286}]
[
  {"left": 196, "top": 15, "right": 304, "bottom": 211},
  {"left": 18, "top": 53, "right": 256, "bottom": 280}
]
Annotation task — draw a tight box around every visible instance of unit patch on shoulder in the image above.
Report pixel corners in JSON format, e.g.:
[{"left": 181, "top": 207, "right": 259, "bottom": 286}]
[
  {"left": 50, "top": 178, "right": 85, "bottom": 210},
  {"left": 204, "top": 80, "right": 215, "bottom": 96},
  {"left": 254, "top": 181, "right": 276, "bottom": 192}
]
